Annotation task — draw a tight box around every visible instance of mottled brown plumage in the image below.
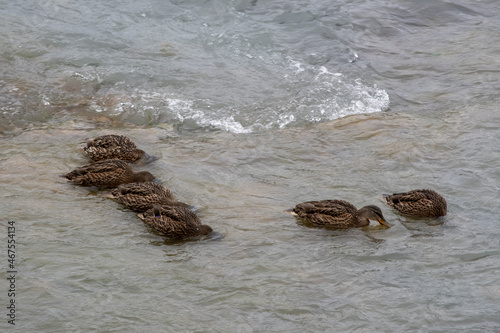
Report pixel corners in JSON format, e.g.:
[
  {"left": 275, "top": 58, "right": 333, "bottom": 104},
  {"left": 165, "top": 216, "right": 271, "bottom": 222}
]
[
  {"left": 382, "top": 189, "right": 447, "bottom": 217},
  {"left": 289, "top": 200, "right": 390, "bottom": 228},
  {"left": 63, "top": 159, "right": 155, "bottom": 187},
  {"left": 108, "top": 182, "right": 189, "bottom": 212},
  {"left": 83, "top": 134, "right": 145, "bottom": 162},
  {"left": 137, "top": 205, "right": 212, "bottom": 239}
]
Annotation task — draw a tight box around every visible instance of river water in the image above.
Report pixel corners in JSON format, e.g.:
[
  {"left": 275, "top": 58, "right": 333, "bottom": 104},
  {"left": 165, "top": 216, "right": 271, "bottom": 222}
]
[{"left": 1, "top": 0, "right": 500, "bottom": 332}]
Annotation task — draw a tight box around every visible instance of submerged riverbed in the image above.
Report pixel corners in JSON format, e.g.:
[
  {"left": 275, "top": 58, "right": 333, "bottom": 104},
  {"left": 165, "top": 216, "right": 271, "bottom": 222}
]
[{"left": 1, "top": 0, "right": 500, "bottom": 332}]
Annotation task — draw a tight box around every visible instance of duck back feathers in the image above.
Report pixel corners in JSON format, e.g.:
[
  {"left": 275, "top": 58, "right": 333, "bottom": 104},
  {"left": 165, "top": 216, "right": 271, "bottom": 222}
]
[
  {"left": 292, "top": 200, "right": 389, "bottom": 228},
  {"left": 109, "top": 182, "right": 188, "bottom": 212},
  {"left": 293, "top": 200, "right": 357, "bottom": 227},
  {"left": 138, "top": 205, "right": 212, "bottom": 239},
  {"left": 383, "top": 189, "right": 447, "bottom": 217},
  {"left": 83, "top": 134, "right": 145, "bottom": 162},
  {"left": 64, "top": 159, "right": 155, "bottom": 187}
]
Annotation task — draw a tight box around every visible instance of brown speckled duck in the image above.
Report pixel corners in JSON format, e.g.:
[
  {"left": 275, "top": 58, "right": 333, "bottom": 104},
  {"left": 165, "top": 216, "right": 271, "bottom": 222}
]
[
  {"left": 83, "top": 134, "right": 146, "bottom": 162},
  {"left": 137, "top": 205, "right": 212, "bottom": 239},
  {"left": 288, "top": 200, "right": 390, "bottom": 228},
  {"left": 107, "top": 182, "right": 189, "bottom": 212},
  {"left": 63, "top": 159, "right": 155, "bottom": 187},
  {"left": 382, "top": 189, "right": 447, "bottom": 217}
]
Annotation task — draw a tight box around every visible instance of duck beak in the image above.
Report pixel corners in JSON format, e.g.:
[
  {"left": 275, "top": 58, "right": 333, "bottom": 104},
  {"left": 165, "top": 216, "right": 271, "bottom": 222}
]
[{"left": 378, "top": 219, "right": 391, "bottom": 228}]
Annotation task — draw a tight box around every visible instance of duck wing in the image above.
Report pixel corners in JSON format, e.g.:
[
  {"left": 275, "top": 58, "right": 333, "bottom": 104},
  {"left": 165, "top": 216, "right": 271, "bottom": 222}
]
[
  {"left": 65, "top": 159, "right": 131, "bottom": 186},
  {"left": 293, "top": 200, "right": 357, "bottom": 227},
  {"left": 384, "top": 189, "right": 446, "bottom": 217},
  {"left": 84, "top": 135, "right": 143, "bottom": 161},
  {"left": 110, "top": 182, "right": 177, "bottom": 211},
  {"left": 140, "top": 205, "right": 203, "bottom": 238},
  {"left": 114, "top": 182, "right": 173, "bottom": 199}
]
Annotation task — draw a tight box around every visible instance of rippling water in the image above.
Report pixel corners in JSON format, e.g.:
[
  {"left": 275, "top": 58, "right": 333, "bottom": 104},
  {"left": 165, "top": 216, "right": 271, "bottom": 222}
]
[{"left": 1, "top": 0, "right": 500, "bottom": 332}]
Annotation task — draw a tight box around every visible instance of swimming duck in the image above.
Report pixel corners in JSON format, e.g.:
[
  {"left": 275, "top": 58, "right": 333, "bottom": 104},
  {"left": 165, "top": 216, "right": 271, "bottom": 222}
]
[
  {"left": 288, "top": 200, "right": 390, "bottom": 228},
  {"left": 83, "top": 134, "right": 146, "bottom": 162},
  {"left": 63, "top": 159, "right": 155, "bottom": 187},
  {"left": 382, "top": 189, "right": 447, "bottom": 217},
  {"left": 107, "top": 182, "right": 189, "bottom": 212},
  {"left": 137, "top": 204, "right": 213, "bottom": 239}
]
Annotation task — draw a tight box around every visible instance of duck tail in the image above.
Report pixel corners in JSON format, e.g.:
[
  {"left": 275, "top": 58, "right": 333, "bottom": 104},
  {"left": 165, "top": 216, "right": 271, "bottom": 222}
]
[
  {"left": 58, "top": 173, "right": 70, "bottom": 181},
  {"left": 103, "top": 192, "right": 116, "bottom": 199},
  {"left": 141, "top": 153, "right": 158, "bottom": 164},
  {"left": 380, "top": 194, "right": 392, "bottom": 202}
]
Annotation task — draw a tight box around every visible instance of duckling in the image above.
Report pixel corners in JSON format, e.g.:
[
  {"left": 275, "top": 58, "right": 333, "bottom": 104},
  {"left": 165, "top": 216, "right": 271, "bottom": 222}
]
[
  {"left": 382, "top": 189, "right": 447, "bottom": 217},
  {"left": 63, "top": 159, "right": 155, "bottom": 187},
  {"left": 288, "top": 199, "right": 390, "bottom": 228},
  {"left": 108, "top": 182, "right": 189, "bottom": 212},
  {"left": 83, "top": 134, "right": 146, "bottom": 162},
  {"left": 137, "top": 205, "right": 212, "bottom": 239}
]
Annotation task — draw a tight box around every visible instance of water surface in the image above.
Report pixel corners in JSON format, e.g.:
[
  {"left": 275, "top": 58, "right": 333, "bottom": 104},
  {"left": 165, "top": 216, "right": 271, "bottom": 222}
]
[{"left": 1, "top": 0, "right": 500, "bottom": 332}]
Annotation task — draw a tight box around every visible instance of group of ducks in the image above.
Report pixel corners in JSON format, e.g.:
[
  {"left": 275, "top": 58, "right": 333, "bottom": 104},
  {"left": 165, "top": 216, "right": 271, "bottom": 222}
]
[
  {"left": 62, "top": 135, "right": 213, "bottom": 239},
  {"left": 289, "top": 188, "right": 447, "bottom": 229},
  {"left": 62, "top": 134, "right": 447, "bottom": 239}
]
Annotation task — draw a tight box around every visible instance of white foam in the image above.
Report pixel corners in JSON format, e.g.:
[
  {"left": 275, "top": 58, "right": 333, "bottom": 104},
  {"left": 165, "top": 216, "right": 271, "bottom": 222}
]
[{"left": 87, "top": 60, "right": 389, "bottom": 134}]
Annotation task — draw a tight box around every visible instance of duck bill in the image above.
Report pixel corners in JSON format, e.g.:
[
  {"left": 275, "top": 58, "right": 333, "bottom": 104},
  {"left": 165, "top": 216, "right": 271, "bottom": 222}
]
[{"left": 378, "top": 219, "right": 391, "bottom": 228}]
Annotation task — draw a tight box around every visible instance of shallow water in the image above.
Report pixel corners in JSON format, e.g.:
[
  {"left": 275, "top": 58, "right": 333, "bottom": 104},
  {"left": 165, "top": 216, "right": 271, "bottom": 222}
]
[{"left": 1, "top": 0, "right": 500, "bottom": 332}]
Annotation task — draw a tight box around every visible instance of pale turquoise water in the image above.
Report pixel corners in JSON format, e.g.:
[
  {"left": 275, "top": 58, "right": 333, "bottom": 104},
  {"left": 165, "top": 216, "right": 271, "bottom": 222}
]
[{"left": 1, "top": 0, "right": 500, "bottom": 332}]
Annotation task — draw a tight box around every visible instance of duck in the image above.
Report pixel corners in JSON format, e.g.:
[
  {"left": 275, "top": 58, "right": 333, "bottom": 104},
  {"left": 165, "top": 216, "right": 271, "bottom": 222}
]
[
  {"left": 107, "top": 182, "right": 189, "bottom": 212},
  {"left": 382, "top": 189, "right": 447, "bottom": 217},
  {"left": 62, "top": 159, "right": 155, "bottom": 187},
  {"left": 137, "top": 204, "right": 213, "bottom": 239},
  {"left": 82, "top": 134, "right": 146, "bottom": 162},
  {"left": 287, "top": 199, "right": 390, "bottom": 228}
]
